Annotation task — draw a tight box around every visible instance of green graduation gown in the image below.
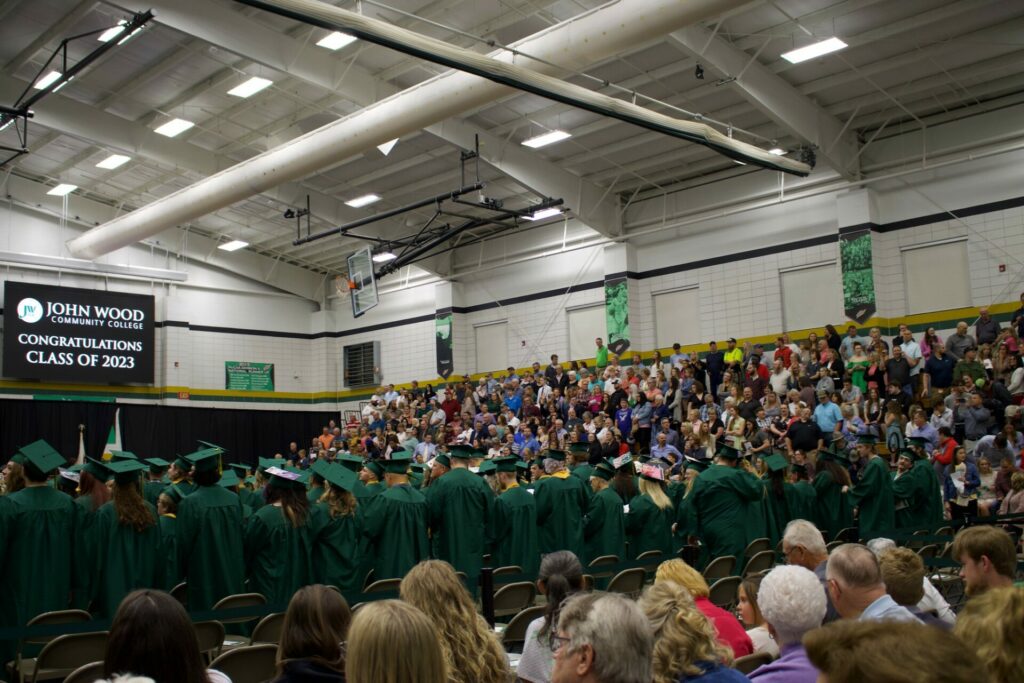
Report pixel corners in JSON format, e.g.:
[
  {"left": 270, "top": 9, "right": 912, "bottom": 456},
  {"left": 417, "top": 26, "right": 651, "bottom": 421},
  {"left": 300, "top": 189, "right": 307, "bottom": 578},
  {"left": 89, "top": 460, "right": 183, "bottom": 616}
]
[
  {"left": 306, "top": 486, "right": 325, "bottom": 504},
  {"left": 583, "top": 486, "right": 626, "bottom": 563},
  {"left": 244, "top": 504, "right": 318, "bottom": 607},
  {"left": 176, "top": 485, "right": 245, "bottom": 610},
  {"left": 625, "top": 493, "right": 674, "bottom": 559},
  {"left": 848, "top": 456, "right": 895, "bottom": 538},
  {"left": 92, "top": 500, "right": 162, "bottom": 617},
  {"left": 351, "top": 479, "right": 377, "bottom": 506},
  {"left": 159, "top": 514, "right": 181, "bottom": 590},
  {"left": 689, "top": 464, "right": 763, "bottom": 568},
  {"left": 916, "top": 459, "right": 945, "bottom": 528},
  {"left": 673, "top": 489, "right": 697, "bottom": 546},
  {"left": 785, "top": 481, "right": 817, "bottom": 526},
  {"left": 143, "top": 480, "right": 165, "bottom": 507},
  {"left": 311, "top": 503, "right": 366, "bottom": 594},
  {"left": 533, "top": 473, "right": 588, "bottom": 558},
  {"left": 492, "top": 484, "right": 541, "bottom": 579},
  {"left": 362, "top": 483, "right": 429, "bottom": 579},
  {"left": 425, "top": 467, "right": 493, "bottom": 589},
  {"left": 72, "top": 494, "right": 102, "bottom": 610},
  {"left": 762, "top": 482, "right": 792, "bottom": 547},
  {"left": 812, "top": 469, "right": 852, "bottom": 541}
]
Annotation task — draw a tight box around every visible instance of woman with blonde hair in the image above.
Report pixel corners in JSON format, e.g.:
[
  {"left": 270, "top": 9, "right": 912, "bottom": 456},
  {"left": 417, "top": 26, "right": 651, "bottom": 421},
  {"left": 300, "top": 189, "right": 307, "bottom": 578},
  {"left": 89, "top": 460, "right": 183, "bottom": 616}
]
[
  {"left": 346, "top": 600, "right": 446, "bottom": 683},
  {"left": 954, "top": 585, "right": 1024, "bottom": 683},
  {"left": 273, "top": 585, "right": 349, "bottom": 682},
  {"left": 638, "top": 581, "right": 749, "bottom": 683},
  {"left": 625, "top": 465, "right": 674, "bottom": 558},
  {"left": 654, "top": 559, "right": 752, "bottom": 658},
  {"left": 399, "top": 560, "right": 509, "bottom": 683}
]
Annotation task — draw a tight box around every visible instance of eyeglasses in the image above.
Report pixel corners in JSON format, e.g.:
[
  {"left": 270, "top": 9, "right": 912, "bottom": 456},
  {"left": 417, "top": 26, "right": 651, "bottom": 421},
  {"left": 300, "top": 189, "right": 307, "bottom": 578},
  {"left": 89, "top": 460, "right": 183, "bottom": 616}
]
[{"left": 549, "top": 632, "right": 572, "bottom": 653}]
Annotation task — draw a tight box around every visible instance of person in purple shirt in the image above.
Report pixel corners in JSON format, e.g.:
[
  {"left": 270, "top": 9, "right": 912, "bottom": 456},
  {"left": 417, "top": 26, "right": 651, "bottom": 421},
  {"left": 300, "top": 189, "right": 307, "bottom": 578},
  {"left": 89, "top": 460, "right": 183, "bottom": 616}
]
[
  {"left": 749, "top": 565, "right": 826, "bottom": 683},
  {"left": 615, "top": 397, "right": 633, "bottom": 436}
]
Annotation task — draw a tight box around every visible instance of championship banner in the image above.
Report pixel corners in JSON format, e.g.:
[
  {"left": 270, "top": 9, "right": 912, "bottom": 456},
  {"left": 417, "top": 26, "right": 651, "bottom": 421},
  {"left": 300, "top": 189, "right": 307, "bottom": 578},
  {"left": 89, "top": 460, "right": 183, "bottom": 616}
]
[
  {"left": 605, "top": 276, "right": 630, "bottom": 357},
  {"left": 839, "top": 229, "right": 876, "bottom": 323},
  {"left": 225, "top": 361, "right": 275, "bottom": 391},
  {"left": 435, "top": 308, "right": 454, "bottom": 379}
]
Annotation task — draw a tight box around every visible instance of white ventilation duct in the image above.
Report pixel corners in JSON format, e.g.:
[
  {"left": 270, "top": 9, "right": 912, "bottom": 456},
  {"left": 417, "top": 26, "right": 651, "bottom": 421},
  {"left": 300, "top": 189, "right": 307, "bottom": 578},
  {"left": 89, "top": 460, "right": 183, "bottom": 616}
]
[{"left": 68, "top": 0, "right": 758, "bottom": 261}]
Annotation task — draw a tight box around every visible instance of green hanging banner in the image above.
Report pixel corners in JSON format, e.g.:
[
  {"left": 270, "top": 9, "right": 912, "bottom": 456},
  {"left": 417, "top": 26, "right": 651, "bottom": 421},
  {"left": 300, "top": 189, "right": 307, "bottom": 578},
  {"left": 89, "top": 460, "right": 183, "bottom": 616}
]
[
  {"left": 435, "top": 308, "right": 454, "bottom": 379},
  {"left": 605, "top": 275, "right": 631, "bottom": 357},
  {"left": 839, "top": 228, "right": 876, "bottom": 323}
]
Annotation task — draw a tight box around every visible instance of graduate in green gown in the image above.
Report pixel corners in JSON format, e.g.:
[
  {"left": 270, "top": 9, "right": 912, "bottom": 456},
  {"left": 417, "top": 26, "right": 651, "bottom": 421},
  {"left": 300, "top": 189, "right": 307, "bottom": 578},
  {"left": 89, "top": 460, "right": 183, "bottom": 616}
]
[
  {"left": 785, "top": 463, "right": 818, "bottom": 524},
  {"left": 761, "top": 453, "right": 793, "bottom": 547},
  {"left": 583, "top": 461, "right": 626, "bottom": 564},
  {"left": 673, "top": 457, "right": 707, "bottom": 547},
  {"left": 688, "top": 444, "right": 764, "bottom": 568},
  {"left": 362, "top": 451, "right": 430, "bottom": 579},
  {"left": 361, "top": 460, "right": 386, "bottom": 498},
  {"left": 568, "top": 442, "right": 594, "bottom": 499},
  {"left": 72, "top": 458, "right": 112, "bottom": 609},
  {"left": 91, "top": 459, "right": 162, "bottom": 617},
  {"left": 425, "top": 445, "right": 492, "bottom": 592},
  {"left": 167, "top": 456, "right": 196, "bottom": 497},
  {"left": 176, "top": 446, "right": 245, "bottom": 610},
  {"left": 812, "top": 449, "right": 853, "bottom": 541},
  {"left": 311, "top": 463, "right": 366, "bottom": 594},
  {"left": 625, "top": 464, "right": 675, "bottom": 559},
  {"left": 408, "top": 463, "right": 426, "bottom": 490},
  {"left": 907, "top": 436, "right": 945, "bottom": 528},
  {"left": 244, "top": 465, "right": 318, "bottom": 607},
  {"left": 0, "top": 441, "right": 80, "bottom": 662},
  {"left": 491, "top": 456, "right": 540, "bottom": 578},
  {"left": 306, "top": 469, "right": 326, "bottom": 504},
  {"left": 533, "top": 449, "right": 588, "bottom": 558},
  {"left": 228, "top": 463, "right": 254, "bottom": 508},
  {"left": 142, "top": 458, "right": 170, "bottom": 506},
  {"left": 847, "top": 435, "right": 895, "bottom": 538},
  {"left": 157, "top": 484, "right": 187, "bottom": 590}
]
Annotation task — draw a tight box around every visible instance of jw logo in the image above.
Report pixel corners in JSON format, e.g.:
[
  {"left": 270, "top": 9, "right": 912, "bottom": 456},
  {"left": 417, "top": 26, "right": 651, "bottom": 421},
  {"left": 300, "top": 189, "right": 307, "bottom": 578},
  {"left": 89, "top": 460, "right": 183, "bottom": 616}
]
[{"left": 16, "top": 298, "right": 43, "bottom": 323}]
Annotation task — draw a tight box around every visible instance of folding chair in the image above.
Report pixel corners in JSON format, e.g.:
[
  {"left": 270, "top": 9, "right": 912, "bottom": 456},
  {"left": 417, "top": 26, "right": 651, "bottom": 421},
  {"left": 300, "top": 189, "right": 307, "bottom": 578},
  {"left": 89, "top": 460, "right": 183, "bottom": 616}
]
[
  {"left": 492, "top": 582, "right": 537, "bottom": 619},
  {"left": 500, "top": 605, "right": 545, "bottom": 654},
  {"left": 733, "top": 651, "right": 774, "bottom": 674},
  {"left": 701, "top": 555, "right": 736, "bottom": 581},
  {"left": 363, "top": 578, "right": 402, "bottom": 595},
  {"left": 492, "top": 565, "right": 523, "bottom": 586},
  {"left": 7, "top": 610, "right": 93, "bottom": 683},
  {"left": 170, "top": 581, "right": 188, "bottom": 606},
  {"left": 193, "top": 621, "right": 226, "bottom": 664},
  {"left": 212, "top": 593, "right": 266, "bottom": 647},
  {"left": 251, "top": 612, "right": 286, "bottom": 644},
  {"left": 743, "top": 538, "right": 771, "bottom": 560},
  {"left": 606, "top": 568, "right": 645, "bottom": 598},
  {"left": 742, "top": 550, "right": 776, "bottom": 577},
  {"left": 708, "top": 576, "right": 742, "bottom": 611},
  {"left": 62, "top": 662, "right": 104, "bottom": 683},
  {"left": 21, "top": 631, "right": 108, "bottom": 683},
  {"left": 209, "top": 643, "right": 278, "bottom": 683}
]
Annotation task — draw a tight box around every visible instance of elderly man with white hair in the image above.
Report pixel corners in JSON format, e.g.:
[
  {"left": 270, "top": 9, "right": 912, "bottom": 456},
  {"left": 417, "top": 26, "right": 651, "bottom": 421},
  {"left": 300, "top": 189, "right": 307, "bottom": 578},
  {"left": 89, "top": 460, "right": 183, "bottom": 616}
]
[
  {"left": 748, "top": 565, "right": 826, "bottom": 683},
  {"left": 781, "top": 519, "right": 839, "bottom": 623},
  {"left": 550, "top": 592, "right": 653, "bottom": 683}
]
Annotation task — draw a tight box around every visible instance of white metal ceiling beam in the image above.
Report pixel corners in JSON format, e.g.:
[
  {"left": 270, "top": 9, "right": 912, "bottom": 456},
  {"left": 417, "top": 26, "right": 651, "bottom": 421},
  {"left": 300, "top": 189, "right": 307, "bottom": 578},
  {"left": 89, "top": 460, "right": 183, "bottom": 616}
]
[
  {"left": 4, "top": 0, "right": 97, "bottom": 73},
  {"left": 668, "top": 25, "right": 859, "bottom": 179}
]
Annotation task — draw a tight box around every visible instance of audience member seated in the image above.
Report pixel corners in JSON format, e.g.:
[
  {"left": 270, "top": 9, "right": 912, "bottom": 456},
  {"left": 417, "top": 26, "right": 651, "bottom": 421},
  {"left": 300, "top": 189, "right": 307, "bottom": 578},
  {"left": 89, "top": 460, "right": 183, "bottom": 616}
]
[
  {"left": 399, "top": 560, "right": 509, "bottom": 683},
  {"left": 518, "top": 551, "right": 586, "bottom": 683},
  {"left": 748, "top": 566, "right": 825, "bottom": 683},
  {"left": 865, "top": 538, "right": 955, "bottom": 625},
  {"left": 345, "top": 600, "right": 447, "bottom": 683},
  {"left": 780, "top": 520, "right": 837, "bottom": 622},
  {"left": 549, "top": 592, "right": 652, "bottom": 683},
  {"left": 638, "top": 581, "right": 750, "bottom": 683},
  {"left": 825, "top": 544, "right": 920, "bottom": 622},
  {"left": 273, "top": 584, "right": 350, "bottom": 682},
  {"left": 952, "top": 525, "right": 1018, "bottom": 595},
  {"left": 953, "top": 586, "right": 1024, "bottom": 683},
  {"left": 803, "top": 620, "right": 982, "bottom": 683},
  {"left": 654, "top": 559, "right": 754, "bottom": 657},
  {"left": 735, "top": 577, "right": 778, "bottom": 657},
  {"left": 102, "top": 590, "right": 231, "bottom": 683},
  {"left": 875, "top": 548, "right": 949, "bottom": 629}
]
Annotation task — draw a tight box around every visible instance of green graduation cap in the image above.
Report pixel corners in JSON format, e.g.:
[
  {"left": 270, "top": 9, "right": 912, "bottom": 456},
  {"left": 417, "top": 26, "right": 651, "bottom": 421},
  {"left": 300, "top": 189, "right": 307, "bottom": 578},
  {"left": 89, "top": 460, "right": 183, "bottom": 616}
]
[
  {"left": 449, "top": 444, "right": 475, "bottom": 460},
  {"left": 716, "top": 443, "right": 742, "bottom": 460},
  {"left": 764, "top": 453, "right": 789, "bottom": 473},
  {"left": 244, "top": 475, "right": 256, "bottom": 487},
  {"left": 145, "top": 457, "right": 171, "bottom": 474},
  {"left": 197, "top": 440, "right": 226, "bottom": 454},
  {"left": 684, "top": 456, "right": 709, "bottom": 473},
  {"left": 366, "top": 460, "right": 385, "bottom": 480},
  {"left": 515, "top": 460, "right": 530, "bottom": 472},
  {"left": 339, "top": 454, "right": 364, "bottom": 473},
  {"left": 10, "top": 452, "right": 27, "bottom": 466},
  {"left": 68, "top": 463, "right": 84, "bottom": 474},
  {"left": 639, "top": 463, "right": 665, "bottom": 482},
  {"left": 477, "top": 460, "right": 497, "bottom": 476},
  {"left": 59, "top": 467, "right": 80, "bottom": 484},
  {"left": 19, "top": 440, "right": 66, "bottom": 475},
  {"left": 321, "top": 462, "right": 357, "bottom": 492},
  {"left": 258, "top": 457, "right": 279, "bottom": 474},
  {"left": 83, "top": 458, "right": 110, "bottom": 482},
  {"left": 857, "top": 434, "right": 878, "bottom": 445},
  {"left": 265, "top": 465, "right": 308, "bottom": 490},
  {"left": 433, "top": 453, "right": 452, "bottom": 469},
  {"left": 173, "top": 455, "right": 191, "bottom": 470},
  {"left": 162, "top": 483, "right": 188, "bottom": 504},
  {"left": 543, "top": 448, "right": 567, "bottom": 462},
  {"left": 384, "top": 451, "right": 413, "bottom": 474},
  {"left": 907, "top": 436, "right": 930, "bottom": 448},
  {"left": 218, "top": 470, "right": 241, "bottom": 488},
  {"left": 820, "top": 447, "right": 851, "bottom": 465},
  {"left": 593, "top": 461, "right": 615, "bottom": 480},
  {"left": 568, "top": 441, "right": 590, "bottom": 454},
  {"left": 475, "top": 446, "right": 490, "bottom": 457},
  {"left": 228, "top": 462, "right": 250, "bottom": 477},
  {"left": 107, "top": 450, "right": 138, "bottom": 462},
  {"left": 184, "top": 448, "right": 222, "bottom": 473},
  {"left": 493, "top": 456, "right": 518, "bottom": 473},
  {"left": 104, "top": 458, "right": 148, "bottom": 485},
  {"left": 897, "top": 448, "right": 920, "bottom": 461},
  {"left": 310, "top": 459, "right": 332, "bottom": 478},
  {"left": 612, "top": 453, "right": 633, "bottom": 470}
]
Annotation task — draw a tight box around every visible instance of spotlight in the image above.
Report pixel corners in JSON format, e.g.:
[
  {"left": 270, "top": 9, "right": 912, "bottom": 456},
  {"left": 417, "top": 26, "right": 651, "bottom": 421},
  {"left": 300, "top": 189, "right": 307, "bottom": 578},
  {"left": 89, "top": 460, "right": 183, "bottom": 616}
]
[
  {"left": 695, "top": 64, "right": 704, "bottom": 80},
  {"left": 283, "top": 208, "right": 296, "bottom": 219}
]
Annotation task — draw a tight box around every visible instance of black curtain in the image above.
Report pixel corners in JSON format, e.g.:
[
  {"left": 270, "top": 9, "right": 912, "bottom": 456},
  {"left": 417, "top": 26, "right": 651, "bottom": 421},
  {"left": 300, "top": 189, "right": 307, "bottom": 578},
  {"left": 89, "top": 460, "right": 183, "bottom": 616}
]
[
  {"left": 0, "top": 398, "right": 117, "bottom": 465},
  {"left": 118, "top": 404, "right": 338, "bottom": 469}
]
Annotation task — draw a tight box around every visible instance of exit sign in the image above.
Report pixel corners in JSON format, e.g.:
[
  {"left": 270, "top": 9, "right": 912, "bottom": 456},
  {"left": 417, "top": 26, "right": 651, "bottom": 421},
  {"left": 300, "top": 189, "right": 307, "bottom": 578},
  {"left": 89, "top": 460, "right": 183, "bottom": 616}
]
[{"left": 177, "top": 391, "right": 190, "bottom": 400}]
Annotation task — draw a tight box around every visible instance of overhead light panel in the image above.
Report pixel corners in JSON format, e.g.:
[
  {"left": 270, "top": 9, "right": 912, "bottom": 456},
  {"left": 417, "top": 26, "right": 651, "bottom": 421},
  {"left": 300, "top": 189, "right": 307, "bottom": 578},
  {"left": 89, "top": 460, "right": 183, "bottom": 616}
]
[
  {"left": 377, "top": 138, "right": 399, "bottom": 156},
  {"left": 218, "top": 239, "right": 249, "bottom": 252},
  {"left": 227, "top": 76, "right": 273, "bottom": 98},
  {"left": 526, "top": 207, "right": 562, "bottom": 221},
  {"left": 96, "top": 154, "right": 131, "bottom": 169},
  {"left": 522, "top": 130, "right": 571, "bottom": 148},
  {"left": 768, "top": 147, "right": 786, "bottom": 156},
  {"left": 317, "top": 31, "right": 357, "bottom": 50},
  {"left": 372, "top": 250, "right": 397, "bottom": 263},
  {"left": 32, "top": 70, "right": 63, "bottom": 90},
  {"left": 781, "top": 37, "right": 847, "bottom": 64},
  {"left": 47, "top": 183, "right": 78, "bottom": 196},
  {"left": 98, "top": 20, "right": 127, "bottom": 42},
  {"left": 345, "top": 193, "right": 381, "bottom": 208},
  {"left": 154, "top": 118, "right": 194, "bottom": 137}
]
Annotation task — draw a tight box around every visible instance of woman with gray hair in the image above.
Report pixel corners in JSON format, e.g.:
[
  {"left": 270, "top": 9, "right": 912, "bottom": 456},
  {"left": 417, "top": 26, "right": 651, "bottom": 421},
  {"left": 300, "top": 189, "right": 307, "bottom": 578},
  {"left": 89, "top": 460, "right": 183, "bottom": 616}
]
[{"left": 747, "top": 565, "right": 825, "bottom": 683}]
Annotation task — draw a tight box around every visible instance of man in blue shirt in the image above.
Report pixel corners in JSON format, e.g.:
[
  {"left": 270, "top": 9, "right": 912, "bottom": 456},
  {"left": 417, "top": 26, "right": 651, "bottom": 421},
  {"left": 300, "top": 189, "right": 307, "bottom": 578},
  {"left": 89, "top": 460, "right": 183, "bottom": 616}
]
[
  {"left": 813, "top": 391, "right": 843, "bottom": 435},
  {"left": 503, "top": 387, "right": 522, "bottom": 416},
  {"left": 923, "top": 341, "right": 955, "bottom": 395},
  {"left": 650, "top": 417, "right": 679, "bottom": 450},
  {"left": 650, "top": 431, "right": 682, "bottom": 465}
]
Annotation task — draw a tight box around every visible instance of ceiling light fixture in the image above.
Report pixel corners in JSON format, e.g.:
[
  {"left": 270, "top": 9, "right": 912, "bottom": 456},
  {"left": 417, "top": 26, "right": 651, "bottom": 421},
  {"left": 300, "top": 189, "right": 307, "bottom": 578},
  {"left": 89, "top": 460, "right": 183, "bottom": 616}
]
[
  {"left": 154, "top": 118, "right": 194, "bottom": 137},
  {"left": 522, "top": 130, "right": 571, "bottom": 148},
  {"left": 345, "top": 193, "right": 381, "bottom": 208},
  {"left": 218, "top": 239, "right": 249, "bottom": 252},
  {"left": 526, "top": 207, "right": 562, "bottom": 221},
  {"left": 317, "top": 31, "right": 357, "bottom": 50},
  {"left": 768, "top": 147, "right": 786, "bottom": 156},
  {"left": 372, "top": 250, "right": 397, "bottom": 263},
  {"left": 227, "top": 76, "right": 273, "bottom": 98},
  {"left": 47, "top": 183, "right": 78, "bottom": 196},
  {"left": 32, "top": 71, "right": 63, "bottom": 90},
  {"left": 96, "top": 154, "right": 131, "bottom": 169},
  {"left": 781, "top": 37, "right": 847, "bottom": 64},
  {"left": 98, "top": 21, "right": 127, "bottom": 42}
]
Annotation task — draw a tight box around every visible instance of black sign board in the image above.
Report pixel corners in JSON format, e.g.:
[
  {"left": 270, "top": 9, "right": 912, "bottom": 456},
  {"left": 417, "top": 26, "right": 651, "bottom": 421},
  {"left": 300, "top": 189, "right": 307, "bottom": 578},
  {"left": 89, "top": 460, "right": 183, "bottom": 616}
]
[{"left": 3, "top": 281, "right": 155, "bottom": 383}]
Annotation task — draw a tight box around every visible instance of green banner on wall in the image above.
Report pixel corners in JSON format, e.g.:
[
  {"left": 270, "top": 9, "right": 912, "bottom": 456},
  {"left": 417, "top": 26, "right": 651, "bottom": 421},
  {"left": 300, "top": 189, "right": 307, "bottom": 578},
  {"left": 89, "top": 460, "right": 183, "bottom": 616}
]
[
  {"left": 225, "top": 361, "right": 275, "bottom": 392},
  {"left": 839, "top": 229, "right": 876, "bottom": 323},
  {"left": 435, "top": 309, "right": 454, "bottom": 379},
  {"left": 605, "top": 276, "right": 631, "bottom": 357}
]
